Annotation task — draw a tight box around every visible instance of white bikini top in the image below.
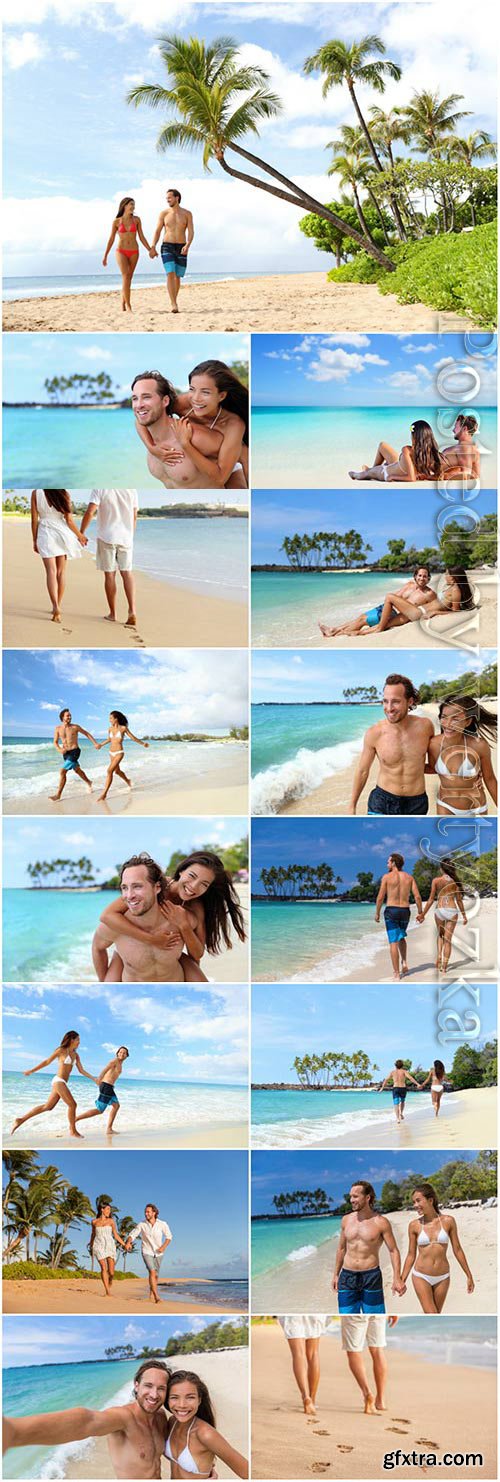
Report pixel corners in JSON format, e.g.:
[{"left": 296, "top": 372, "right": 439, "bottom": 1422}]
[
  {"left": 435, "top": 734, "right": 480, "bottom": 780},
  {"left": 417, "top": 1215, "right": 449, "bottom": 1248},
  {"left": 165, "top": 1421, "right": 212, "bottom": 1476},
  {"left": 61, "top": 1054, "right": 73, "bottom": 1065}
]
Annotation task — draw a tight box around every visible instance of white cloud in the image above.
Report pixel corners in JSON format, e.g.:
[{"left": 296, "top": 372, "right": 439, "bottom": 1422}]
[
  {"left": 4, "top": 31, "right": 47, "bottom": 68},
  {"left": 305, "top": 347, "right": 389, "bottom": 383},
  {"left": 403, "top": 342, "right": 437, "bottom": 355},
  {"left": 78, "top": 346, "right": 113, "bottom": 362},
  {"left": 124, "top": 1322, "right": 146, "bottom": 1340},
  {"left": 386, "top": 370, "right": 429, "bottom": 393},
  {"left": 324, "top": 334, "right": 371, "bottom": 348},
  {"left": 64, "top": 831, "right": 94, "bottom": 846}
]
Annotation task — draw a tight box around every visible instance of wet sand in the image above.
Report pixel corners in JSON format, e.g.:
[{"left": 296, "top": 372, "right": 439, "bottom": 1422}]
[
  {"left": 341, "top": 898, "right": 497, "bottom": 986},
  {"left": 5, "top": 757, "right": 248, "bottom": 818},
  {"left": 3, "top": 1119, "right": 248, "bottom": 1152},
  {"left": 3, "top": 1275, "right": 247, "bottom": 1316},
  {"left": 254, "top": 1086, "right": 497, "bottom": 1152}
]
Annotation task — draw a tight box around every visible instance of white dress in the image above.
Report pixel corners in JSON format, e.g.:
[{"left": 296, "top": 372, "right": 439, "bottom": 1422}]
[
  {"left": 278, "top": 1315, "right": 330, "bottom": 1339},
  {"left": 92, "top": 1224, "right": 117, "bottom": 1260},
  {"left": 35, "top": 489, "right": 82, "bottom": 559}
]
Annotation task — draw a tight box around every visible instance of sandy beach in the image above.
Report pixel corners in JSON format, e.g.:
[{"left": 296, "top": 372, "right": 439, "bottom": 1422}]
[
  {"left": 251, "top": 1204, "right": 497, "bottom": 1315},
  {"left": 253, "top": 1086, "right": 497, "bottom": 1153},
  {"left": 341, "top": 896, "right": 497, "bottom": 986},
  {"left": 3, "top": 1119, "right": 248, "bottom": 1152},
  {"left": 62, "top": 1348, "right": 248, "bottom": 1481},
  {"left": 5, "top": 757, "right": 248, "bottom": 818},
  {"left": 280, "top": 701, "right": 498, "bottom": 818},
  {"left": 2, "top": 272, "right": 479, "bottom": 333},
  {"left": 2, "top": 518, "right": 248, "bottom": 648},
  {"left": 314, "top": 574, "right": 497, "bottom": 650},
  {"left": 251, "top": 1322, "right": 497, "bottom": 1480},
  {"left": 3, "top": 1274, "right": 247, "bottom": 1316}
]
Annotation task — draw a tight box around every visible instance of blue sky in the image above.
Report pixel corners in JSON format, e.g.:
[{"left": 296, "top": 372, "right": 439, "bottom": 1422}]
[
  {"left": 251, "top": 1148, "right": 480, "bottom": 1213},
  {"left": 251, "top": 649, "right": 496, "bottom": 704},
  {"left": 2, "top": 1149, "right": 248, "bottom": 1277},
  {"left": 251, "top": 488, "right": 497, "bottom": 563},
  {"left": 251, "top": 817, "right": 497, "bottom": 891},
  {"left": 2, "top": 649, "right": 249, "bottom": 738},
  {"left": 2, "top": 1313, "right": 247, "bottom": 1369},
  {"left": 3, "top": 333, "right": 248, "bottom": 404},
  {"left": 3, "top": 982, "right": 248, "bottom": 1085},
  {"left": 251, "top": 334, "right": 497, "bottom": 407},
  {"left": 3, "top": 2, "right": 496, "bottom": 277},
  {"left": 251, "top": 981, "right": 497, "bottom": 1081},
  {"left": 4, "top": 816, "right": 247, "bottom": 889}
]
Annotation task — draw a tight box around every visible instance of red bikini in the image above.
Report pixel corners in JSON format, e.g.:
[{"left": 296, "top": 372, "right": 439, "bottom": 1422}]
[{"left": 117, "top": 217, "right": 138, "bottom": 259}]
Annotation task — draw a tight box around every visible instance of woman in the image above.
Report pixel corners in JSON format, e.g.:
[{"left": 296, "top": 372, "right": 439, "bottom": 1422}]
[
  {"left": 419, "top": 1059, "right": 447, "bottom": 1118},
  {"left": 428, "top": 695, "right": 497, "bottom": 816},
  {"left": 420, "top": 858, "right": 468, "bottom": 973},
  {"left": 320, "top": 567, "right": 476, "bottom": 641},
  {"left": 96, "top": 710, "right": 149, "bottom": 802},
  {"left": 10, "top": 1031, "right": 98, "bottom": 1140},
  {"left": 349, "top": 421, "right": 443, "bottom": 482},
  {"left": 98, "top": 850, "right": 246, "bottom": 984},
  {"left": 401, "top": 1183, "right": 475, "bottom": 1314},
  {"left": 164, "top": 1369, "right": 248, "bottom": 1478},
  {"left": 31, "top": 489, "right": 87, "bottom": 622},
  {"left": 89, "top": 1200, "right": 127, "bottom": 1298},
  {"left": 135, "top": 360, "right": 248, "bottom": 489},
  {"left": 278, "top": 1316, "right": 329, "bottom": 1416},
  {"left": 102, "top": 196, "right": 155, "bottom": 312}
]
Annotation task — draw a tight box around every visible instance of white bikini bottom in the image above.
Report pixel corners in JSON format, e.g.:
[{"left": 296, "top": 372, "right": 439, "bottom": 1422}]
[
  {"left": 414, "top": 1269, "right": 450, "bottom": 1288},
  {"left": 431, "top": 1084, "right": 444, "bottom": 1094},
  {"left": 439, "top": 799, "right": 487, "bottom": 816},
  {"left": 435, "top": 908, "right": 458, "bottom": 922},
  {"left": 52, "top": 1076, "right": 69, "bottom": 1088}
]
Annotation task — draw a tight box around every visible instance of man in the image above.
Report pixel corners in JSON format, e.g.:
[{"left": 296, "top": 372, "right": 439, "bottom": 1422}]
[
  {"left": 50, "top": 708, "right": 99, "bottom": 802},
  {"left": 80, "top": 489, "right": 138, "bottom": 626},
  {"left": 332, "top": 1181, "right": 405, "bottom": 1316},
  {"left": 349, "top": 673, "right": 434, "bottom": 815},
  {"left": 378, "top": 1059, "right": 422, "bottom": 1125},
  {"left": 75, "top": 1046, "right": 129, "bottom": 1135},
  {"left": 441, "top": 413, "right": 481, "bottom": 481},
  {"left": 126, "top": 1202, "right": 172, "bottom": 1305},
  {"left": 375, "top": 853, "right": 424, "bottom": 981},
  {"left": 151, "top": 188, "right": 194, "bottom": 314},
  {"left": 3, "top": 1359, "right": 171, "bottom": 1478},
  {"left": 341, "top": 1314, "right": 399, "bottom": 1415},
  {"left": 319, "top": 565, "right": 434, "bottom": 638},
  {"left": 91, "top": 852, "right": 186, "bottom": 983}
]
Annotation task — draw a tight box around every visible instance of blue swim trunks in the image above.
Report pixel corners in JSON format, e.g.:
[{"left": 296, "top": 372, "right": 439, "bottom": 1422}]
[
  {"left": 62, "top": 747, "right": 81, "bottom": 772},
  {"left": 365, "top": 603, "right": 383, "bottom": 627},
  {"left": 95, "top": 1081, "right": 119, "bottom": 1113},
  {"left": 161, "top": 241, "right": 188, "bottom": 278},
  {"left": 384, "top": 905, "right": 411, "bottom": 943},
  {"left": 338, "top": 1267, "right": 385, "bottom": 1315},
  {"left": 392, "top": 1088, "right": 407, "bottom": 1104}
]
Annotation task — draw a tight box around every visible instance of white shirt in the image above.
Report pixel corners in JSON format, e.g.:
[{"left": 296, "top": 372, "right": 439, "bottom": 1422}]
[
  {"left": 90, "top": 489, "right": 138, "bottom": 546},
  {"left": 130, "top": 1218, "right": 172, "bottom": 1253}
]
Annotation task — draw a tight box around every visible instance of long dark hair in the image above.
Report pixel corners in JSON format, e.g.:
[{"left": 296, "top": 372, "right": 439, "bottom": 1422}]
[
  {"left": 433, "top": 1060, "right": 445, "bottom": 1080},
  {"left": 171, "top": 851, "right": 246, "bottom": 954},
  {"left": 438, "top": 694, "right": 497, "bottom": 744},
  {"left": 189, "top": 360, "right": 248, "bottom": 444},
  {"left": 116, "top": 196, "right": 135, "bottom": 218},
  {"left": 439, "top": 856, "right": 464, "bottom": 890},
  {"left": 59, "top": 1030, "right": 79, "bottom": 1051},
  {"left": 166, "top": 1370, "right": 215, "bottom": 1427},
  {"left": 40, "top": 489, "right": 71, "bottom": 514},
  {"left": 110, "top": 710, "right": 128, "bottom": 727},
  {"left": 410, "top": 420, "right": 442, "bottom": 478},
  {"left": 413, "top": 1182, "right": 440, "bottom": 1213},
  {"left": 446, "top": 567, "right": 476, "bottom": 610}
]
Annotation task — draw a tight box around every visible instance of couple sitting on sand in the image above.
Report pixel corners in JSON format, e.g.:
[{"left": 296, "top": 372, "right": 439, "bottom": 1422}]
[
  {"left": 349, "top": 413, "right": 480, "bottom": 483},
  {"left": 90, "top": 1200, "right": 172, "bottom": 1304},
  {"left": 375, "top": 851, "right": 469, "bottom": 980},
  {"left": 4, "top": 1360, "right": 248, "bottom": 1479},
  {"left": 50, "top": 706, "right": 149, "bottom": 805},
  {"left": 131, "top": 361, "right": 248, "bottom": 491},
  {"left": 92, "top": 850, "right": 246, "bottom": 984},
  {"left": 103, "top": 188, "right": 194, "bottom": 315},
  {"left": 333, "top": 1179, "right": 474, "bottom": 1317},
  {"left": 31, "top": 487, "right": 139, "bottom": 626},
  {"left": 350, "top": 673, "right": 497, "bottom": 816},
  {"left": 280, "top": 1312, "right": 399, "bottom": 1419},
  {"left": 320, "top": 563, "right": 477, "bottom": 640}
]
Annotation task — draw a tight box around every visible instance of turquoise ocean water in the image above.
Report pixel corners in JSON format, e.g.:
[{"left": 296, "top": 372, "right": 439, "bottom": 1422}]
[
  {"left": 3, "top": 1072, "right": 247, "bottom": 1142},
  {"left": 3, "top": 736, "right": 246, "bottom": 807},
  {"left": 251, "top": 405, "right": 497, "bottom": 487},
  {"left": 251, "top": 569, "right": 439, "bottom": 646},
  {"left": 2, "top": 1356, "right": 141, "bottom": 1479},
  {"left": 251, "top": 703, "right": 375, "bottom": 812},
  {"left": 252, "top": 1214, "right": 341, "bottom": 1277},
  {"left": 3, "top": 270, "right": 279, "bottom": 301},
  {"left": 251, "top": 1087, "right": 448, "bottom": 1147},
  {"left": 251, "top": 900, "right": 398, "bottom": 982},
  {"left": 3, "top": 888, "right": 137, "bottom": 981}
]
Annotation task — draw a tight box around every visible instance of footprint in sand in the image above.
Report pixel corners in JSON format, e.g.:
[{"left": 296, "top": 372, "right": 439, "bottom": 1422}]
[
  {"left": 386, "top": 1427, "right": 409, "bottom": 1434},
  {"left": 416, "top": 1439, "right": 439, "bottom": 1447},
  {"left": 310, "top": 1464, "right": 331, "bottom": 1474},
  {"left": 312, "top": 1430, "right": 330, "bottom": 1436},
  {"left": 392, "top": 1418, "right": 411, "bottom": 1424},
  {"left": 337, "top": 1446, "right": 353, "bottom": 1453}
]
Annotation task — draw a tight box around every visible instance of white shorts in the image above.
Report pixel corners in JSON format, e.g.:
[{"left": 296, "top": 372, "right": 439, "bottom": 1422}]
[
  {"left": 96, "top": 539, "right": 133, "bottom": 572},
  {"left": 341, "top": 1315, "right": 387, "bottom": 1351}
]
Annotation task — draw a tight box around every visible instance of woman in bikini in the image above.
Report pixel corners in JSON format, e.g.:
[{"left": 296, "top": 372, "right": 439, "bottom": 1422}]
[
  {"left": 164, "top": 1370, "right": 248, "bottom": 1478},
  {"left": 31, "top": 488, "right": 88, "bottom": 623},
  {"left": 96, "top": 710, "right": 149, "bottom": 803},
  {"left": 419, "top": 1059, "right": 447, "bottom": 1118},
  {"left": 99, "top": 850, "right": 246, "bottom": 983},
  {"left": 420, "top": 858, "right": 468, "bottom": 974},
  {"left": 89, "top": 1200, "right": 128, "bottom": 1299},
  {"left": 349, "top": 420, "right": 443, "bottom": 482},
  {"left": 278, "top": 1316, "right": 329, "bottom": 1417},
  {"left": 102, "top": 196, "right": 155, "bottom": 312},
  {"left": 401, "top": 1182, "right": 475, "bottom": 1314},
  {"left": 10, "top": 1031, "right": 98, "bottom": 1140},
  {"left": 135, "top": 360, "right": 248, "bottom": 490},
  {"left": 320, "top": 567, "right": 476, "bottom": 641},
  {"left": 427, "top": 695, "right": 497, "bottom": 817}
]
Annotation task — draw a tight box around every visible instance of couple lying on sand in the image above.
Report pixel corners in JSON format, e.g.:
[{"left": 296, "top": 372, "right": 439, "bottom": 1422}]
[
  {"left": 375, "top": 851, "right": 469, "bottom": 980},
  {"left": 4, "top": 1361, "right": 248, "bottom": 1479},
  {"left": 332, "top": 1179, "right": 474, "bottom": 1318},
  {"left": 349, "top": 414, "right": 480, "bottom": 483},
  {"left": 320, "top": 564, "right": 477, "bottom": 639},
  {"left": 350, "top": 674, "right": 497, "bottom": 816},
  {"left": 51, "top": 707, "right": 148, "bottom": 803}
]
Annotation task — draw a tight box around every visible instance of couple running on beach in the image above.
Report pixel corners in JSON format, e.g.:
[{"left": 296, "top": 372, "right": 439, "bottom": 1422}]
[
  {"left": 51, "top": 707, "right": 149, "bottom": 804},
  {"left": 333, "top": 1179, "right": 474, "bottom": 1317},
  {"left": 320, "top": 563, "right": 477, "bottom": 640},
  {"left": 348, "top": 413, "right": 481, "bottom": 483},
  {"left": 103, "top": 189, "right": 194, "bottom": 315},
  {"left": 375, "top": 850, "right": 468, "bottom": 980},
  {"left": 349, "top": 673, "right": 497, "bottom": 816},
  {"left": 279, "top": 1312, "right": 399, "bottom": 1419},
  {"left": 11, "top": 1034, "right": 129, "bottom": 1140},
  {"left": 379, "top": 1059, "right": 450, "bottom": 1125},
  {"left": 4, "top": 1360, "right": 248, "bottom": 1479},
  {"left": 90, "top": 1201, "right": 172, "bottom": 1304}
]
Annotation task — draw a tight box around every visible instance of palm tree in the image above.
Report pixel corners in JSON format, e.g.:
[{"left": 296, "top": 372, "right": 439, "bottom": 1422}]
[
  {"left": 401, "top": 89, "right": 471, "bottom": 231},
  {"left": 52, "top": 1186, "right": 95, "bottom": 1270},
  {"left": 445, "top": 131, "right": 497, "bottom": 226},
  {"left": 304, "top": 35, "right": 401, "bottom": 171},
  {"left": 2, "top": 1151, "right": 40, "bottom": 1215},
  {"left": 327, "top": 150, "right": 376, "bottom": 242},
  {"left": 127, "top": 33, "right": 394, "bottom": 270}
]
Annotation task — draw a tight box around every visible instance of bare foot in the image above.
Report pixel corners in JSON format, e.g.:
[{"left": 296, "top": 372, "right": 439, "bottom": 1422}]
[
  {"left": 86, "top": 781, "right": 93, "bottom": 791},
  {"left": 364, "top": 1394, "right": 377, "bottom": 1415},
  {"left": 70, "top": 1129, "right": 84, "bottom": 1139},
  {"left": 51, "top": 611, "right": 61, "bottom": 623},
  {"left": 104, "top": 613, "right": 116, "bottom": 622},
  {"left": 11, "top": 1118, "right": 22, "bottom": 1135},
  {"left": 171, "top": 306, "right": 179, "bottom": 313},
  {"left": 49, "top": 794, "right": 62, "bottom": 802},
  {"left": 375, "top": 1399, "right": 387, "bottom": 1412},
  {"left": 97, "top": 793, "right": 108, "bottom": 803},
  {"left": 349, "top": 470, "right": 362, "bottom": 480},
  {"left": 304, "top": 1398, "right": 316, "bottom": 1416},
  {"left": 318, "top": 622, "right": 336, "bottom": 637},
  {"left": 125, "top": 614, "right": 137, "bottom": 627}
]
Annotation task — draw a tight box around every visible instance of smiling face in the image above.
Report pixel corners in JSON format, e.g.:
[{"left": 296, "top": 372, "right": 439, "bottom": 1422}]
[
  {"left": 440, "top": 702, "right": 468, "bottom": 737},
  {"left": 414, "top": 568, "right": 430, "bottom": 589},
  {"left": 120, "top": 865, "right": 160, "bottom": 916},
  {"left": 176, "top": 863, "right": 215, "bottom": 902},
  {"left": 134, "top": 1367, "right": 169, "bottom": 1413},
  {"left": 168, "top": 1379, "right": 200, "bottom": 1425},
  {"left": 383, "top": 683, "right": 411, "bottom": 724},
  {"left": 188, "top": 373, "right": 225, "bottom": 420},
  {"left": 144, "top": 1204, "right": 157, "bottom": 1224},
  {"left": 131, "top": 379, "right": 170, "bottom": 426},
  {"left": 349, "top": 1183, "right": 371, "bottom": 1213},
  {"left": 61, "top": 710, "right": 71, "bottom": 723},
  {"left": 412, "top": 1189, "right": 433, "bottom": 1217}
]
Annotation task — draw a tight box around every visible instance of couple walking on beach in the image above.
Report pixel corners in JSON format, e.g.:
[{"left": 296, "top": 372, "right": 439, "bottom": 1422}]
[
  {"left": 333, "top": 1179, "right": 474, "bottom": 1317},
  {"left": 103, "top": 189, "right": 194, "bottom": 314},
  {"left": 374, "top": 850, "right": 468, "bottom": 981},
  {"left": 280, "top": 1312, "right": 399, "bottom": 1419},
  {"left": 90, "top": 1201, "right": 171, "bottom": 1304},
  {"left": 10, "top": 1035, "right": 129, "bottom": 1141},
  {"left": 4, "top": 1359, "right": 249, "bottom": 1478},
  {"left": 50, "top": 705, "right": 148, "bottom": 805},
  {"left": 31, "top": 487, "right": 139, "bottom": 627}
]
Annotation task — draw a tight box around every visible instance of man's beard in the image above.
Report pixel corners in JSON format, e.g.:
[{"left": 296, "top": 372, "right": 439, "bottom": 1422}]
[{"left": 126, "top": 900, "right": 155, "bottom": 916}]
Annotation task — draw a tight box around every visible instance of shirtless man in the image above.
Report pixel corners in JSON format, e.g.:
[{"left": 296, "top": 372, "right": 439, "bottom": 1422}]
[
  {"left": 50, "top": 708, "right": 99, "bottom": 802},
  {"left": 319, "top": 566, "right": 434, "bottom": 639},
  {"left": 441, "top": 414, "right": 481, "bottom": 482},
  {"left": 75, "top": 1045, "right": 129, "bottom": 1134},
  {"left": 350, "top": 673, "right": 434, "bottom": 815},
  {"left": 131, "top": 371, "right": 226, "bottom": 490},
  {"left": 332, "top": 1181, "right": 405, "bottom": 1317},
  {"left": 92, "top": 854, "right": 186, "bottom": 983},
  {"left": 152, "top": 188, "right": 194, "bottom": 314},
  {"left": 3, "top": 1360, "right": 171, "bottom": 1479},
  {"left": 375, "top": 852, "right": 424, "bottom": 980},
  {"left": 378, "top": 1059, "right": 422, "bottom": 1124}
]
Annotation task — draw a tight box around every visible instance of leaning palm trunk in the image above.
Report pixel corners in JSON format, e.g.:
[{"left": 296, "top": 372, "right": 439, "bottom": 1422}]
[
  {"left": 352, "top": 185, "right": 376, "bottom": 243},
  {"left": 347, "top": 83, "right": 406, "bottom": 239},
  {"left": 365, "top": 184, "right": 390, "bottom": 242}
]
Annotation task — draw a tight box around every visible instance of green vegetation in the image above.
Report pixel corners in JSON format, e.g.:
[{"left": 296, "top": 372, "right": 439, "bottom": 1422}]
[
  {"left": 343, "top": 686, "right": 379, "bottom": 701},
  {"left": 292, "top": 1051, "right": 379, "bottom": 1086},
  {"left": 27, "top": 857, "right": 96, "bottom": 888},
  {"left": 43, "top": 373, "right": 121, "bottom": 405},
  {"left": 412, "top": 847, "right": 497, "bottom": 901},
  {"left": 418, "top": 660, "right": 497, "bottom": 704},
  {"left": 27, "top": 837, "right": 249, "bottom": 893},
  {"left": 300, "top": 198, "right": 393, "bottom": 267},
  {"left": 104, "top": 1320, "right": 248, "bottom": 1362},
  {"left": 375, "top": 1151, "right": 496, "bottom": 1214},
  {"left": 3, "top": 1261, "right": 137, "bottom": 1282},
  {"left": 327, "top": 221, "right": 497, "bottom": 327},
  {"left": 281, "top": 530, "right": 372, "bottom": 569},
  {"left": 2, "top": 1152, "right": 139, "bottom": 1275},
  {"left": 258, "top": 864, "right": 342, "bottom": 898},
  {"left": 261, "top": 512, "right": 497, "bottom": 574},
  {"left": 271, "top": 1189, "right": 334, "bottom": 1217},
  {"left": 257, "top": 852, "right": 497, "bottom": 901}
]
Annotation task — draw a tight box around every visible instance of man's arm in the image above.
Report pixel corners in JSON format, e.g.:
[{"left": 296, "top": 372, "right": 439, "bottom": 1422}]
[
  {"left": 80, "top": 502, "right": 98, "bottom": 536},
  {"left": 381, "top": 1215, "right": 405, "bottom": 1293},
  {"left": 349, "top": 730, "right": 377, "bottom": 814},
  {"left": 152, "top": 212, "right": 166, "bottom": 250},
  {"left": 92, "top": 923, "right": 114, "bottom": 982},
  {"left": 375, "top": 874, "right": 387, "bottom": 921},
  {"left": 3, "top": 1405, "right": 127, "bottom": 1454},
  {"left": 332, "top": 1222, "right": 347, "bottom": 1288},
  {"left": 183, "top": 210, "right": 194, "bottom": 252},
  {"left": 410, "top": 875, "right": 424, "bottom": 916},
  {"left": 53, "top": 727, "right": 63, "bottom": 754}
]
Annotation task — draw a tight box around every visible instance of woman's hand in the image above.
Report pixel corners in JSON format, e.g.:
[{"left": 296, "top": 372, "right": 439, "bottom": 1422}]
[
  {"left": 32, "top": 540, "right": 38, "bottom": 554},
  {"left": 78, "top": 533, "right": 88, "bottom": 547},
  {"left": 24, "top": 1069, "right": 34, "bottom": 1077},
  {"left": 150, "top": 927, "right": 184, "bottom": 952},
  {"left": 467, "top": 1275, "right": 475, "bottom": 1293},
  {"left": 102, "top": 256, "right": 108, "bottom": 267},
  {"left": 152, "top": 441, "right": 185, "bottom": 465},
  {"left": 160, "top": 900, "right": 190, "bottom": 930},
  {"left": 177, "top": 416, "right": 194, "bottom": 448}
]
